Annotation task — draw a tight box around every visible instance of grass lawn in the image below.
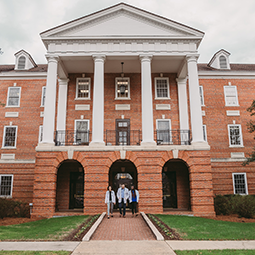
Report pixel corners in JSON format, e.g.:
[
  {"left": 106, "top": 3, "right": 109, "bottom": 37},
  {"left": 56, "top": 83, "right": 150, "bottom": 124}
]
[
  {"left": 156, "top": 215, "right": 255, "bottom": 240},
  {"left": 175, "top": 250, "right": 255, "bottom": 255},
  {"left": 0, "top": 252, "right": 70, "bottom": 255},
  {"left": 0, "top": 216, "right": 88, "bottom": 241}
]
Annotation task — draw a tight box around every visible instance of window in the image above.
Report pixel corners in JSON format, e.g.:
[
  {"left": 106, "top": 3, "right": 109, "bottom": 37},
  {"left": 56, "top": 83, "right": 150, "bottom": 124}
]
[
  {"left": 156, "top": 119, "right": 171, "bottom": 144},
  {"left": 41, "top": 87, "right": 46, "bottom": 107},
  {"left": 0, "top": 175, "right": 13, "bottom": 197},
  {"left": 2, "top": 126, "right": 18, "bottom": 148},
  {"left": 203, "top": 125, "right": 207, "bottom": 141},
  {"left": 228, "top": 124, "right": 243, "bottom": 147},
  {"left": 76, "top": 78, "right": 90, "bottom": 99},
  {"left": 199, "top": 86, "right": 204, "bottom": 106},
  {"left": 75, "top": 120, "right": 89, "bottom": 145},
  {"left": 224, "top": 86, "right": 238, "bottom": 106},
  {"left": 232, "top": 173, "right": 248, "bottom": 195},
  {"left": 115, "top": 77, "right": 130, "bottom": 99},
  {"left": 155, "top": 78, "right": 170, "bottom": 99},
  {"left": 7, "top": 87, "right": 21, "bottom": 107},
  {"left": 17, "top": 56, "right": 26, "bottom": 69},
  {"left": 39, "top": 125, "right": 43, "bottom": 143},
  {"left": 219, "top": 55, "right": 227, "bottom": 69}
]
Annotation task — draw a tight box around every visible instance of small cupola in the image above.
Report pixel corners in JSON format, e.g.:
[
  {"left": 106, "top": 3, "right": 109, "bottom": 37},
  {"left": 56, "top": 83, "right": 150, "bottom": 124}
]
[
  {"left": 14, "top": 50, "right": 37, "bottom": 70},
  {"left": 208, "top": 49, "right": 231, "bottom": 70}
]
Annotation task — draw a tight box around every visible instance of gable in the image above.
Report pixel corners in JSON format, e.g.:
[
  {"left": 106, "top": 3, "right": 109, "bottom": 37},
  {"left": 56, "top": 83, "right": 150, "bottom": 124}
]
[{"left": 41, "top": 3, "right": 204, "bottom": 40}]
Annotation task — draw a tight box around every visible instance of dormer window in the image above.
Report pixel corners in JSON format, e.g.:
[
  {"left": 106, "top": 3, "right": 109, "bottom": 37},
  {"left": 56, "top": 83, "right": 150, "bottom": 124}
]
[
  {"left": 219, "top": 56, "right": 227, "bottom": 69},
  {"left": 17, "top": 56, "right": 26, "bottom": 69}
]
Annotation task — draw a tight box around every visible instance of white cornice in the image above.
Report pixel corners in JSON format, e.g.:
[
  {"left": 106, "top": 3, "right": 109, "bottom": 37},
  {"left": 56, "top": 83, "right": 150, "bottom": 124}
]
[
  {"left": 0, "top": 72, "right": 47, "bottom": 79},
  {"left": 198, "top": 71, "right": 255, "bottom": 79}
]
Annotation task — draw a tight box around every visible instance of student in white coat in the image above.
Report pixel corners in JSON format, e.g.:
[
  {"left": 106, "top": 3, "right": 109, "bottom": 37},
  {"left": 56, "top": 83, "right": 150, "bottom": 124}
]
[
  {"left": 129, "top": 185, "right": 139, "bottom": 217},
  {"left": 117, "top": 184, "right": 129, "bottom": 218},
  {"left": 105, "top": 186, "right": 116, "bottom": 219}
]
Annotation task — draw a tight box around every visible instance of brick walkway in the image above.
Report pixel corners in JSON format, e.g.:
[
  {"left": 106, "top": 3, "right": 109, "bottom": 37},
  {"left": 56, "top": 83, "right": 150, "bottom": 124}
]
[{"left": 91, "top": 212, "right": 156, "bottom": 240}]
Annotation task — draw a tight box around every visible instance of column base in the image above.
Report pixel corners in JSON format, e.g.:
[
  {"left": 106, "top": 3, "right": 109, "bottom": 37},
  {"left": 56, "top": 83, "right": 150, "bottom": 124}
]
[
  {"left": 141, "top": 141, "right": 157, "bottom": 147},
  {"left": 89, "top": 141, "right": 105, "bottom": 148},
  {"left": 191, "top": 141, "right": 210, "bottom": 149}
]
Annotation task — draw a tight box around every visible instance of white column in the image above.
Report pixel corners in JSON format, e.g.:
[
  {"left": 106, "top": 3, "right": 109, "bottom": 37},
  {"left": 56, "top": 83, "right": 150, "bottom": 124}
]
[
  {"left": 140, "top": 55, "right": 156, "bottom": 146},
  {"left": 187, "top": 55, "right": 204, "bottom": 144},
  {"left": 56, "top": 79, "right": 68, "bottom": 145},
  {"left": 42, "top": 55, "right": 59, "bottom": 145},
  {"left": 177, "top": 78, "right": 190, "bottom": 144},
  {"left": 90, "top": 55, "right": 106, "bottom": 146}
]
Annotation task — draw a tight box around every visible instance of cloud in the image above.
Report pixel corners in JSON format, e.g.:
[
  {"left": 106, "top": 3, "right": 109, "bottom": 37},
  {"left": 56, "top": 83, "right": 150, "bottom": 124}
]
[{"left": 0, "top": 0, "right": 255, "bottom": 64}]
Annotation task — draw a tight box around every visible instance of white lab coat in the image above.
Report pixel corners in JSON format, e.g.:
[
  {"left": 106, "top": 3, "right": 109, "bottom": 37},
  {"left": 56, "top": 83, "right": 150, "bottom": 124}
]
[
  {"left": 117, "top": 187, "right": 130, "bottom": 203},
  {"left": 129, "top": 189, "right": 139, "bottom": 203},
  {"left": 105, "top": 190, "right": 116, "bottom": 204}
]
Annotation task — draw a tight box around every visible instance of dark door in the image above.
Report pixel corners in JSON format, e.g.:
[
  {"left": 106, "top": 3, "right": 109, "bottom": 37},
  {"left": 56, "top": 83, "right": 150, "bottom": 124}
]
[
  {"left": 116, "top": 119, "right": 130, "bottom": 145},
  {"left": 69, "top": 172, "right": 84, "bottom": 209},
  {"left": 162, "top": 171, "right": 177, "bottom": 208}
]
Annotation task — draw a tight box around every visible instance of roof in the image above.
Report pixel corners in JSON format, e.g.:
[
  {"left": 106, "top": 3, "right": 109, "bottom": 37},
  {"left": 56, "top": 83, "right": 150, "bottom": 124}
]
[
  {"left": 0, "top": 64, "right": 48, "bottom": 73},
  {"left": 198, "top": 64, "right": 255, "bottom": 72}
]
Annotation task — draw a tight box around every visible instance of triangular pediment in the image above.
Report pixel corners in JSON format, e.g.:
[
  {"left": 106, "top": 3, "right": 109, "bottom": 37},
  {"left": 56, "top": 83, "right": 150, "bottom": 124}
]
[{"left": 41, "top": 3, "right": 204, "bottom": 39}]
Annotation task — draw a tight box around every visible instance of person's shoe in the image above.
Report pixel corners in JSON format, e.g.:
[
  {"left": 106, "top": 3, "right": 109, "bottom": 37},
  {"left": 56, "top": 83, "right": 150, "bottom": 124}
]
[
  {"left": 108, "top": 216, "right": 110, "bottom": 219},
  {"left": 132, "top": 215, "right": 134, "bottom": 218},
  {"left": 123, "top": 215, "right": 126, "bottom": 218},
  {"left": 135, "top": 214, "right": 138, "bottom": 217},
  {"left": 111, "top": 215, "right": 113, "bottom": 217},
  {"left": 119, "top": 214, "right": 122, "bottom": 217}
]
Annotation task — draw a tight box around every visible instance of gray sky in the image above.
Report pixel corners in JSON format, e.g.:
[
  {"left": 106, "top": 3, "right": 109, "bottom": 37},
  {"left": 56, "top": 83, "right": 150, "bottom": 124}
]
[{"left": 0, "top": 0, "right": 255, "bottom": 65}]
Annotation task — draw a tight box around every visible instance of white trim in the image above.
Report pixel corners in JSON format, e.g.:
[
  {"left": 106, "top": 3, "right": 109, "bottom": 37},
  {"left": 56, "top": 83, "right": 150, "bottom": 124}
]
[
  {"left": 2, "top": 126, "right": 18, "bottom": 148},
  {"left": 0, "top": 159, "right": 35, "bottom": 164},
  {"left": 115, "top": 104, "right": 130, "bottom": 110},
  {"left": 211, "top": 158, "right": 246, "bottom": 162},
  {"left": 226, "top": 110, "right": 240, "bottom": 116},
  {"left": 1, "top": 154, "right": 15, "bottom": 160},
  {"left": 228, "top": 124, "right": 243, "bottom": 147},
  {"left": 0, "top": 174, "right": 14, "bottom": 198},
  {"left": 41, "top": 86, "right": 46, "bottom": 107},
  {"left": 115, "top": 77, "right": 130, "bottom": 100},
  {"left": 6, "top": 87, "right": 21, "bottom": 107},
  {"left": 156, "top": 104, "right": 171, "bottom": 110},
  {"left": 199, "top": 85, "right": 205, "bottom": 106},
  {"left": 224, "top": 86, "right": 239, "bottom": 106},
  {"left": 155, "top": 77, "right": 170, "bottom": 99},
  {"left": 156, "top": 119, "right": 172, "bottom": 144},
  {"left": 5, "top": 112, "right": 19, "bottom": 118},
  {"left": 75, "top": 77, "right": 91, "bottom": 100},
  {"left": 39, "top": 125, "right": 43, "bottom": 143},
  {"left": 232, "top": 172, "right": 248, "bottom": 195},
  {"left": 203, "top": 124, "right": 207, "bottom": 142}
]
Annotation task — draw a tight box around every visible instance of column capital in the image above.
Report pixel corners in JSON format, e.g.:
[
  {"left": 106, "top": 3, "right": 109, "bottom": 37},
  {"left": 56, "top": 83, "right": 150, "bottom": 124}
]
[
  {"left": 92, "top": 54, "right": 106, "bottom": 62},
  {"left": 186, "top": 54, "right": 199, "bottom": 63},
  {"left": 58, "top": 78, "right": 69, "bottom": 86},
  {"left": 45, "top": 54, "right": 59, "bottom": 63},
  {"left": 176, "top": 77, "right": 187, "bottom": 85},
  {"left": 139, "top": 54, "right": 153, "bottom": 62}
]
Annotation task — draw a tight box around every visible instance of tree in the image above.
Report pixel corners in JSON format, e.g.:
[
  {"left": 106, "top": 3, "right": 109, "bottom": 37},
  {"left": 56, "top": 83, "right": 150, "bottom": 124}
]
[{"left": 243, "top": 100, "right": 255, "bottom": 165}]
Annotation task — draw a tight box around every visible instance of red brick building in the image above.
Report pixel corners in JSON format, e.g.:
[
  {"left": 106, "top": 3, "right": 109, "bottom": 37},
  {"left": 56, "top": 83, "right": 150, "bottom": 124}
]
[{"left": 0, "top": 3, "right": 254, "bottom": 218}]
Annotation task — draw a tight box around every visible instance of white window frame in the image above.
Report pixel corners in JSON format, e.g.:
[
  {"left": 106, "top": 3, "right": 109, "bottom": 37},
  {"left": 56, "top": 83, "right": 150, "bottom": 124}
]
[
  {"left": 6, "top": 87, "right": 21, "bottom": 107},
  {"left": 203, "top": 124, "right": 207, "bottom": 142},
  {"left": 228, "top": 124, "right": 243, "bottom": 147},
  {"left": 39, "top": 125, "right": 43, "bottom": 143},
  {"left": 41, "top": 86, "right": 46, "bottom": 107},
  {"left": 74, "top": 119, "right": 90, "bottom": 145},
  {"left": 156, "top": 119, "right": 172, "bottom": 144},
  {"left": 224, "top": 86, "right": 239, "bottom": 106},
  {"left": 0, "top": 174, "right": 14, "bottom": 197},
  {"left": 155, "top": 77, "right": 170, "bottom": 99},
  {"left": 75, "top": 78, "right": 91, "bottom": 100},
  {"left": 232, "top": 173, "right": 248, "bottom": 195},
  {"left": 199, "top": 86, "right": 205, "bottom": 106},
  {"left": 2, "top": 126, "right": 18, "bottom": 148},
  {"left": 115, "top": 77, "right": 130, "bottom": 100}
]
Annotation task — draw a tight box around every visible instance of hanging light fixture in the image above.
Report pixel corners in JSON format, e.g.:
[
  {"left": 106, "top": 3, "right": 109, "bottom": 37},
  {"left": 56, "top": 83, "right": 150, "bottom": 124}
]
[{"left": 119, "top": 62, "right": 126, "bottom": 94}]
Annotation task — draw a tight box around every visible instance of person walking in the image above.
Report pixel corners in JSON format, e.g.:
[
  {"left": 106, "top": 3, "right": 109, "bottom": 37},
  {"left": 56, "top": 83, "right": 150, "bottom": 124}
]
[
  {"left": 117, "top": 184, "right": 129, "bottom": 218},
  {"left": 105, "top": 186, "right": 116, "bottom": 219},
  {"left": 129, "top": 185, "right": 139, "bottom": 217}
]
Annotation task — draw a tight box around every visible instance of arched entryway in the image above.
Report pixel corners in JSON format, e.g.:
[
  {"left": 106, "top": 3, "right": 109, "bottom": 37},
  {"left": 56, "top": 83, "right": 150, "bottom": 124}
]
[
  {"left": 162, "top": 159, "right": 191, "bottom": 210},
  {"left": 56, "top": 160, "right": 84, "bottom": 211},
  {"left": 109, "top": 159, "right": 138, "bottom": 193}
]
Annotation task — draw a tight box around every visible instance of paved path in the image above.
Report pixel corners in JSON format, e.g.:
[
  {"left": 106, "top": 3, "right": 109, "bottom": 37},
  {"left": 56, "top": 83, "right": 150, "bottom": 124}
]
[{"left": 91, "top": 212, "right": 155, "bottom": 240}]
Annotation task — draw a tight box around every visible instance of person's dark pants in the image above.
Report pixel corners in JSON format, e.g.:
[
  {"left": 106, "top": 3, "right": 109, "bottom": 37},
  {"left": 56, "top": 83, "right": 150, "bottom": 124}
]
[
  {"left": 131, "top": 201, "right": 138, "bottom": 214},
  {"left": 119, "top": 198, "right": 126, "bottom": 216}
]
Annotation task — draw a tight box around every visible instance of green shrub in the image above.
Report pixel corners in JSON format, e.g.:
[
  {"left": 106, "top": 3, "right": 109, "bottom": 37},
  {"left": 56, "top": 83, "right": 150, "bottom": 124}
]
[
  {"left": 233, "top": 195, "right": 255, "bottom": 219},
  {"left": 0, "top": 198, "right": 30, "bottom": 219},
  {"left": 214, "top": 195, "right": 233, "bottom": 215}
]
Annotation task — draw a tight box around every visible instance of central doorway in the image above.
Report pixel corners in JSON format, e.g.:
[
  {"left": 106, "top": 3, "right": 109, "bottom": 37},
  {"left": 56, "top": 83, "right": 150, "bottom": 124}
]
[{"left": 56, "top": 160, "right": 84, "bottom": 211}]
